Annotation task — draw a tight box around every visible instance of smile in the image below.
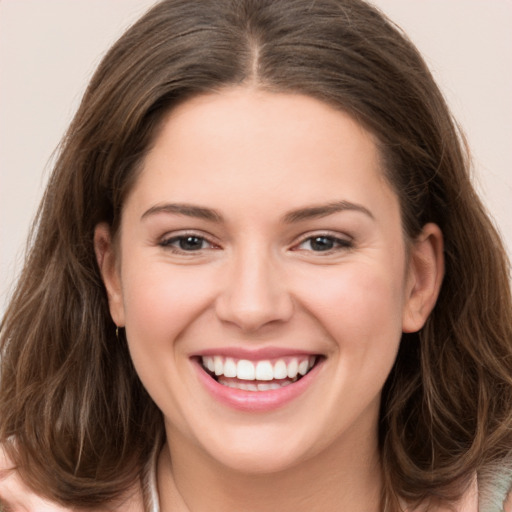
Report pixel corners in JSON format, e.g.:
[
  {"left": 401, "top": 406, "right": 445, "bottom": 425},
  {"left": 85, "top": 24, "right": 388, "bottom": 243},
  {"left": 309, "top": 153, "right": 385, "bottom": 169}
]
[
  {"left": 201, "top": 355, "right": 317, "bottom": 391},
  {"left": 194, "top": 351, "right": 323, "bottom": 411}
]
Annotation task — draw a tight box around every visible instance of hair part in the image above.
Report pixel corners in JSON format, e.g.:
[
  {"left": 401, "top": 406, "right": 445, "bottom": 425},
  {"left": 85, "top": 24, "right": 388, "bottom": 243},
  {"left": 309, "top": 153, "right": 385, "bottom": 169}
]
[{"left": 1, "top": 0, "right": 511, "bottom": 509}]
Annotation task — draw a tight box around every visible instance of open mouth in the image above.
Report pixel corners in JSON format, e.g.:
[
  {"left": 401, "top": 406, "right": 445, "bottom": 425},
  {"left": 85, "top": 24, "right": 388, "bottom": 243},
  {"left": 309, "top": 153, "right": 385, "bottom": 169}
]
[{"left": 199, "top": 355, "right": 321, "bottom": 392}]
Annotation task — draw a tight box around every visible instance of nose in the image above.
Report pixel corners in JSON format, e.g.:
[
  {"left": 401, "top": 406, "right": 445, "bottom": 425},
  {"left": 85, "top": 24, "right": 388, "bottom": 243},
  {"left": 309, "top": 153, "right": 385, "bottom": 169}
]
[{"left": 215, "top": 247, "right": 294, "bottom": 333}]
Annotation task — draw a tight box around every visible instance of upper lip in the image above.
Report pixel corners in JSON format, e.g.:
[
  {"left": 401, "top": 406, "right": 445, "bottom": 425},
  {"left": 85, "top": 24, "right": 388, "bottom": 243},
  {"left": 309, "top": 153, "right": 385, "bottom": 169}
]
[{"left": 191, "top": 347, "right": 321, "bottom": 361}]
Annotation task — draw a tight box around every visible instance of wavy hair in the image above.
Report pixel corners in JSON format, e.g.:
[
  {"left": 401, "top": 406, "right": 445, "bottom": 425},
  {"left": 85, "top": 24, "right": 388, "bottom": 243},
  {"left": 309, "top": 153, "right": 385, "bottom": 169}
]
[{"left": 1, "top": 0, "right": 511, "bottom": 509}]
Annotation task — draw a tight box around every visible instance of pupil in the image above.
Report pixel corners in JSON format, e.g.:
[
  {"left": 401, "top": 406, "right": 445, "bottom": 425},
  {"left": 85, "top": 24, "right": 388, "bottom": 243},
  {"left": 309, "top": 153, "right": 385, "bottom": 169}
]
[
  {"left": 311, "top": 236, "right": 333, "bottom": 251},
  {"left": 180, "top": 236, "right": 203, "bottom": 250}
]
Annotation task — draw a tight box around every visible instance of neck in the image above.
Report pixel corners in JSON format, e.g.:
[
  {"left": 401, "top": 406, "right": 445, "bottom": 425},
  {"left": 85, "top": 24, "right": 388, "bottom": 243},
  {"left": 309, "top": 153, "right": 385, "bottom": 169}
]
[{"left": 157, "top": 425, "right": 382, "bottom": 512}]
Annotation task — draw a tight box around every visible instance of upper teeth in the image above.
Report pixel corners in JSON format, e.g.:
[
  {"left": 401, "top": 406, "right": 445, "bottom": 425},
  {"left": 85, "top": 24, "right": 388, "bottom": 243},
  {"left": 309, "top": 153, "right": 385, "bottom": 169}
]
[{"left": 201, "top": 356, "right": 316, "bottom": 381}]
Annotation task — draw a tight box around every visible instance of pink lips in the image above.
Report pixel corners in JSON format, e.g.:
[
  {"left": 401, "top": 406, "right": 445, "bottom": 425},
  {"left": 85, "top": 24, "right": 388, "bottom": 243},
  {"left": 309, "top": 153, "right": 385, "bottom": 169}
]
[
  {"left": 196, "top": 347, "right": 317, "bottom": 361},
  {"left": 192, "top": 348, "right": 323, "bottom": 412}
]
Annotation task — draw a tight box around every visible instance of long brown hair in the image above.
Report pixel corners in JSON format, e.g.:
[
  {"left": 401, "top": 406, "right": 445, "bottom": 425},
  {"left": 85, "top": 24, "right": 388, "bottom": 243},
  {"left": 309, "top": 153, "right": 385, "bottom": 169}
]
[{"left": 1, "top": 0, "right": 511, "bottom": 508}]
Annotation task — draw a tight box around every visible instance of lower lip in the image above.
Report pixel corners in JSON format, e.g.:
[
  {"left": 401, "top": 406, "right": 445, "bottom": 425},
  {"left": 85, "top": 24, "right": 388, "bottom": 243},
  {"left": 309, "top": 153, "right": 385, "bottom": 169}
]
[{"left": 194, "top": 359, "right": 322, "bottom": 412}]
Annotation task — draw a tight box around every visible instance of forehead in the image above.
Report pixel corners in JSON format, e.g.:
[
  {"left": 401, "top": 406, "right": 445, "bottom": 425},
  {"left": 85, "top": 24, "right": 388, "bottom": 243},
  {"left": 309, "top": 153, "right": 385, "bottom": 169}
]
[{"left": 124, "top": 88, "right": 398, "bottom": 222}]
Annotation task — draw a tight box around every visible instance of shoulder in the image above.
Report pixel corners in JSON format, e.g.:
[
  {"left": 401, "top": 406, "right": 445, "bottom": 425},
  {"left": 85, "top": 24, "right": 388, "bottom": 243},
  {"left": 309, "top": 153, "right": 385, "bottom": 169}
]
[
  {"left": 403, "top": 471, "right": 509, "bottom": 512},
  {"left": 0, "top": 443, "right": 71, "bottom": 511},
  {"left": 505, "top": 492, "right": 512, "bottom": 512},
  {"left": 0, "top": 443, "right": 73, "bottom": 512},
  {"left": 478, "top": 461, "right": 512, "bottom": 512},
  {"left": 0, "top": 443, "right": 145, "bottom": 512}
]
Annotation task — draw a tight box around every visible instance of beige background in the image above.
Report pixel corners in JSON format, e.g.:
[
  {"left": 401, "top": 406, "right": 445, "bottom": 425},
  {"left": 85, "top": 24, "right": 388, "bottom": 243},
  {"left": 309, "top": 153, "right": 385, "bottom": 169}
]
[{"left": 1, "top": 0, "right": 511, "bottom": 313}]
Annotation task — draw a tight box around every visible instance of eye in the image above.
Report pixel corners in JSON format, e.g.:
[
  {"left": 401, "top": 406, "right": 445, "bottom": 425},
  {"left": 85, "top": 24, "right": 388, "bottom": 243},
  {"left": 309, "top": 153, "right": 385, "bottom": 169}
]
[
  {"left": 295, "top": 235, "right": 353, "bottom": 252},
  {"left": 160, "top": 234, "right": 214, "bottom": 252}
]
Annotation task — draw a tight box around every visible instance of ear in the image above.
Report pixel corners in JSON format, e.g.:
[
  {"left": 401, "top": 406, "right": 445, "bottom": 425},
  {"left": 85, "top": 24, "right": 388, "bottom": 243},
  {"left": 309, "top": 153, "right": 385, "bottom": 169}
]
[
  {"left": 94, "top": 223, "right": 125, "bottom": 328},
  {"left": 402, "top": 223, "right": 444, "bottom": 333}
]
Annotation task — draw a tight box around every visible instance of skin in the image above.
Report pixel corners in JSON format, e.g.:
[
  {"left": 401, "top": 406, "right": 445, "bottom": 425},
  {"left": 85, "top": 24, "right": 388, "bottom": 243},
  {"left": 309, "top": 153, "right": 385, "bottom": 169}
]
[{"left": 95, "top": 88, "right": 444, "bottom": 512}]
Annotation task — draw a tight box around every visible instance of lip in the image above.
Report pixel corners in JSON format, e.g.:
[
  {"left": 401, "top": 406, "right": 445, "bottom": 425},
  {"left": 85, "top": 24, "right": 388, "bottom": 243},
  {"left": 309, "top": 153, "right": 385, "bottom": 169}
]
[
  {"left": 193, "top": 355, "right": 324, "bottom": 412},
  {"left": 191, "top": 346, "right": 318, "bottom": 361}
]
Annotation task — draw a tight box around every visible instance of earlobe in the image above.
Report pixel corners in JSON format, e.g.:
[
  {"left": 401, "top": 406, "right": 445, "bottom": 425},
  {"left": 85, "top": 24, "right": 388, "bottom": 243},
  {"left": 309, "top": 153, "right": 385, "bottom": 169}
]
[
  {"left": 402, "top": 223, "right": 444, "bottom": 333},
  {"left": 94, "top": 223, "right": 125, "bottom": 328}
]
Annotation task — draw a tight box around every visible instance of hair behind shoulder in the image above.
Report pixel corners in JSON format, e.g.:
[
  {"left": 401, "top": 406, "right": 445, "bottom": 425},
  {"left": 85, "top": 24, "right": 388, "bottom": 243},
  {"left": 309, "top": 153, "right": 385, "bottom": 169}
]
[{"left": 1, "top": 0, "right": 511, "bottom": 508}]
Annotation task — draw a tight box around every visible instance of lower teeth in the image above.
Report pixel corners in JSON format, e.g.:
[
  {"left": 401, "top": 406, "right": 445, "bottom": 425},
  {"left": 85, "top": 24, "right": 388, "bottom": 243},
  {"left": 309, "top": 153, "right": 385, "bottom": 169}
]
[{"left": 217, "top": 378, "right": 297, "bottom": 391}]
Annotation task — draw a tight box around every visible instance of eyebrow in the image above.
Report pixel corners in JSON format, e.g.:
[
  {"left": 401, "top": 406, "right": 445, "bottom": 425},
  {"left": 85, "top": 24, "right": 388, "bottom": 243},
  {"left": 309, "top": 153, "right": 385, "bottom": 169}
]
[
  {"left": 282, "top": 200, "right": 374, "bottom": 223},
  {"left": 140, "top": 200, "right": 373, "bottom": 224},
  {"left": 141, "top": 203, "right": 223, "bottom": 222}
]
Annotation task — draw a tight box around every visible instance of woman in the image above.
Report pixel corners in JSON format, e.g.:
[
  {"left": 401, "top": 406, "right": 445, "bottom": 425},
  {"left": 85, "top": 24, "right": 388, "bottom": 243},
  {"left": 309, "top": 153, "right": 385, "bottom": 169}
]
[{"left": 1, "top": 0, "right": 511, "bottom": 510}]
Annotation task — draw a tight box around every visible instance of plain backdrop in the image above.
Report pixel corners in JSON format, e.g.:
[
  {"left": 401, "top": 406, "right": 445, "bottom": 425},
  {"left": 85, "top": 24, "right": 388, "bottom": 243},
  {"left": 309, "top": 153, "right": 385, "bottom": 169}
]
[{"left": 1, "top": 0, "right": 511, "bottom": 314}]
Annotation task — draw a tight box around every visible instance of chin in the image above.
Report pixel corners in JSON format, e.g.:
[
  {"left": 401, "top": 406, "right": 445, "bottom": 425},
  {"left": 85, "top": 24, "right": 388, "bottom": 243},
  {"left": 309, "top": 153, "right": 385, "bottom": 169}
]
[
  {"left": 193, "top": 424, "right": 323, "bottom": 476},
  {"left": 210, "top": 447, "right": 308, "bottom": 476}
]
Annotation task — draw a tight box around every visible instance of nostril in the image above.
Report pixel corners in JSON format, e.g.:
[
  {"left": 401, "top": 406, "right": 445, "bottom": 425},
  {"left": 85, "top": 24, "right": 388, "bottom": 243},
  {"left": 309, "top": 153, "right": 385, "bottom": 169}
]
[
  {"left": 214, "top": 295, "right": 294, "bottom": 332},
  {"left": 214, "top": 264, "right": 294, "bottom": 331}
]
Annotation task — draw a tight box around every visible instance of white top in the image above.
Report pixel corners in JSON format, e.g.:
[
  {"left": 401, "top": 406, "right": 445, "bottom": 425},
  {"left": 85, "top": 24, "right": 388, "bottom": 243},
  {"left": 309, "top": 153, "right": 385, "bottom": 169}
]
[{"left": 142, "top": 441, "right": 160, "bottom": 512}]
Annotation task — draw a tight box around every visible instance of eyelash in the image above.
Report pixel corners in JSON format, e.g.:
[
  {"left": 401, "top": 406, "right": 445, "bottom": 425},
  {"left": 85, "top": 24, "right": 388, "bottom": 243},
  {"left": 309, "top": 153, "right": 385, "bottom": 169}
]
[
  {"left": 293, "top": 233, "right": 354, "bottom": 254},
  {"left": 159, "top": 231, "right": 353, "bottom": 256},
  {"left": 159, "top": 232, "right": 218, "bottom": 253}
]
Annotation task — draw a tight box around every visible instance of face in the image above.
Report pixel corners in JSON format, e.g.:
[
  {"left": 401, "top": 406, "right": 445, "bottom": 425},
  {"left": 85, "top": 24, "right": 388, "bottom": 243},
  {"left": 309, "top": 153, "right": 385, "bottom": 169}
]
[{"left": 96, "top": 88, "right": 442, "bottom": 475}]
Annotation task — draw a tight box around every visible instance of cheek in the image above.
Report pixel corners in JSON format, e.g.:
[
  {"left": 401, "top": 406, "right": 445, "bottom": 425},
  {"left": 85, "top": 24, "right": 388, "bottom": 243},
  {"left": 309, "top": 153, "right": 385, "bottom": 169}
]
[
  {"left": 297, "top": 261, "right": 406, "bottom": 353},
  {"left": 118, "top": 261, "right": 219, "bottom": 431},
  {"left": 120, "top": 262, "right": 216, "bottom": 358},
  {"left": 302, "top": 263, "right": 406, "bottom": 421}
]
